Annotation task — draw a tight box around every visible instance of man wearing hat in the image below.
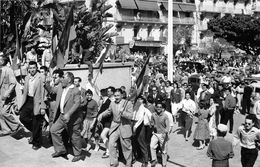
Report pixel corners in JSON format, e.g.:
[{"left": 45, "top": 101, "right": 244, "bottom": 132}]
[{"left": 207, "top": 124, "right": 234, "bottom": 167}]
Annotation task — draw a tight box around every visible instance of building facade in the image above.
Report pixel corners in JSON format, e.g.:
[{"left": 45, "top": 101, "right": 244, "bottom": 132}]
[{"left": 106, "top": 0, "right": 197, "bottom": 55}]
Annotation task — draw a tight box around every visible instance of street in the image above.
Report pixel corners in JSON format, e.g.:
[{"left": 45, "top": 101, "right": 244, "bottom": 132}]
[{"left": 0, "top": 113, "right": 260, "bottom": 167}]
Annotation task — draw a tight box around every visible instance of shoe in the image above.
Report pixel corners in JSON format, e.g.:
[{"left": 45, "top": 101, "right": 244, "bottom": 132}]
[
  {"left": 229, "top": 131, "right": 233, "bottom": 134},
  {"left": 52, "top": 151, "right": 67, "bottom": 158},
  {"left": 28, "top": 137, "right": 33, "bottom": 144},
  {"left": 110, "top": 162, "right": 119, "bottom": 167},
  {"left": 151, "top": 160, "right": 157, "bottom": 167},
  {"left": 32, "top": 145, "right": 41, "bottom": 150},
  {"left": 71, "top": 155, "right": 81, "bottom": 162},
  {"left": 102, "top": 152, "right": 109, "bottom": 158}
]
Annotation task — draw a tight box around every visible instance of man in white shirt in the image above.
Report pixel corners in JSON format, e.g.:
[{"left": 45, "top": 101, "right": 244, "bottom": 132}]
[
  {"left": 251, "top": 92, "right": 260, "bottom": 129},
  {"left": 233, "top": 114, "right": 260, "bottom": 167}
]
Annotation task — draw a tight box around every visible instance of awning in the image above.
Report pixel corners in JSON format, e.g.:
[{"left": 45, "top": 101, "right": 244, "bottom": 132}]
[
  {"left": 163, "top": 2, "right": 195, "bottom": 12},
  {"left": 134, "top": 41, "right": 161, "bottom": 47},
  {"left": 135, "top": 0, "right": 159, "bottom": 11},
  {"left": 163, "top": 2, "right": 182, "bottom": 11},
  {"left": 179, "top": 4, "right": 196, "bottom": 12},
  {"left": 118, "top": 0, "right": 137, "bottom": 9}
]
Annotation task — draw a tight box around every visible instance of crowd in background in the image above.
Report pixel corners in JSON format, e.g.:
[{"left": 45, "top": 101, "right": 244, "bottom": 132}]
[{"left": 1, "top": 47, "right": 260, "bottom": 167}]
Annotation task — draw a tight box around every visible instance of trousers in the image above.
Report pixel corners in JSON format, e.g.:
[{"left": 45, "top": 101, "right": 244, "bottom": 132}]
[
  {"left": 109, "top": 127, "right": 132, "bottom": 167},
  {"left": 150, "top": 133, "right": 168, "bottom": 166},
  {"left": 220, "top": 109, "right": 234, "bottom": 132},
  {"left": 19, "top": 97, "right": 43, "bottom": 146},
  {"left": 50, "top": 113, "right": 82, "bottom": 156},
  {"left": 241, "top": 147, "right": 258, "bottom": 167}
]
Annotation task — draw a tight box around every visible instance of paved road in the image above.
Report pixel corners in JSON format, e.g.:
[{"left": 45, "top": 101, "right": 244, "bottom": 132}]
[{"left": 0, "top": 113, "right": 260, "bottom": 167}]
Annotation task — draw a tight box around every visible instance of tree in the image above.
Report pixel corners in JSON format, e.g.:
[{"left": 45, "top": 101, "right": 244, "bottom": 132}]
[
  {"left": 74, "top": 0, "right": 117, "bottom": 61},
  {"left": 0, "top": 0, "right": 64, "bottom": 55},
  {"left": 208, "top": 15, "right": 260, "bottom": 56},
  {"left": 208, "top": 38, "right": 235, "bottom": 59},
  {"left": 172, "top": 25, "right": 193, "bottom": 56}
]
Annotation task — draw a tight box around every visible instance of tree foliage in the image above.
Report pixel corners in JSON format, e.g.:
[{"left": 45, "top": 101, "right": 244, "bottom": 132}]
[
  {"left": 172, "top": 25, "right": 193, "bottom": 55},
  {"left": 74, "top": 0, "right": 117, "bottom": 58},
  {"left": 0, "top": 0, "right": 64, "bottom": 54},
  {"left": 208, "top": 15, "right": 260, "bottom": 56}
]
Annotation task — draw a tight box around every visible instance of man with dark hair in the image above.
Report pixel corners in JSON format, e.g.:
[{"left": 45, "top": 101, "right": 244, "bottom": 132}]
[
  {"left": 233, "top": 114, "right": 260, "bottom": 167},
  {"left": 107, "top": 86, "right": 116, "bottom": 102},
  {"left": 50, "top": 72, "right": 82, "bottom": 162},
  {"left": 207, "top": 124, "right": 234, "bottom": 167},
  {"left": 44, "top": 69, "right": 64, "bottom": 143},
  {"left": 98, "top": 88, "right": 112, "bottom": 158},
  {"left": 98, "top": 88, "right": 133, "bottom": 167},
  {"left": 0, "top": 54, "right": 21, "bottom": 136},
  {"left": 40, "top": 66, "right": 48, "bottom": 75},
  {"left": 19, "top": 61, "right": 47, "bottom": 150},
  {"left": 220, "top": 87, "right": 236, "bottom": 133},
  {"left": 81, "top": 89, "right": 98, "bottom": 152},
  {"left": 150, "top": 101, "right": 169, "bottom": 167},
  {"left": 74, "top": 77, "right": 87, "bottom": 106}
]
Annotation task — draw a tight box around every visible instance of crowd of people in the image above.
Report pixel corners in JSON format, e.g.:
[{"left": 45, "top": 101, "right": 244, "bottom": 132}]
[{"left": 1, "top": 48, "right": 260, "bottom": 167}]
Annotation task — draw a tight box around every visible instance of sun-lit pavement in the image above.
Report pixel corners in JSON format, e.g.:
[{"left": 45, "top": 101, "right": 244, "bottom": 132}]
[{"left": 0, "top": 113, "right": 260, "bottom": 167}]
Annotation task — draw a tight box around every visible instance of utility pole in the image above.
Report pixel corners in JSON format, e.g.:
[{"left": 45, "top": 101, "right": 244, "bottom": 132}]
[{"left": 167, "top": 0, "right": 173, "bottom": 82}]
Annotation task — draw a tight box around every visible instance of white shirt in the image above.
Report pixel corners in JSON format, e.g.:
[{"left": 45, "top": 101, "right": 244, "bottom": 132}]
[
  {"left": 180, "top": 98, "right": 196, "bottom": 115},
  {"left": 60, "top": 84, "right": 74, "bottom": 114},
  {"left": 133, "top": 104, "right": 152, "bottom": 131},
  {"left": 252, "top": 100, "right": 260, "bottom": 119},
  {"left": 164, "top": 111, "right": 174, "bottom": 128},
  {"left": 28, "top": 74, "right": 37, "bottom": 97}
]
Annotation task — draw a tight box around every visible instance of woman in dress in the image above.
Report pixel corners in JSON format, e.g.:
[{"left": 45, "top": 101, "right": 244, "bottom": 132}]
[
  {"left": 180, "top": 92, "right": 196, "bottom": 141},
  {"left": 208, "top": 98, "right": 217, "bottom": 140},
  {"left": 194, "top": 102, "right": 210, "bottom": 150}
]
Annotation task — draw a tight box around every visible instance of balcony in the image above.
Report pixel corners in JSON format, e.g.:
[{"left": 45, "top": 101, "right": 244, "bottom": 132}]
[
  {"left": 115, "top": 15, "right": 164, "bottom": 24},
  {"left": 173, "top": 17, "right": 195, "bottom": 25},
  {"left": 159, "top": 36, "right": 167, "bottom": 42}
]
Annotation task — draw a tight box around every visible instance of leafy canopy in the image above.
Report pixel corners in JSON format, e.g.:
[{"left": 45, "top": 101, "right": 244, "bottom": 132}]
[{"left": 208, "top": 15, "right": 260, "bottom": 56}]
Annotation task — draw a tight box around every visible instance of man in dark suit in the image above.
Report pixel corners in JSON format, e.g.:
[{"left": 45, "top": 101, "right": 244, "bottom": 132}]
[
  {"left": 148, "top": 86, "right": 163, "bottom": 105},
  {"left": 98, "top": 88, "right": 112, "bottom": 158},
  {"left": 19, "top": 61, "right": 47, "bottom": 150},
  {"left": 74, "top": 77, "right": 87, "bottom": 108},
  {"left": 50, "top": 72, "right": 82, "bottom": 162}
]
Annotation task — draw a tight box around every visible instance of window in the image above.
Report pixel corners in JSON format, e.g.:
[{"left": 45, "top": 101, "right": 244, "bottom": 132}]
[
  {"left": 148, "top": 26, "right": 152, "bottom": 37},
  {"left": 134, "top": 26, "right": 140, "bottom": 37}
]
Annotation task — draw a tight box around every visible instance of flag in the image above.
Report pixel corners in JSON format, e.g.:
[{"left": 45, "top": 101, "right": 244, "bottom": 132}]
[
  {"left": 135, "top": 54, "right": 151, "bottom": 89},
  {"left": 127, "top": 55, "right": 151, "bottom": 104},
  {"left": 12, "top": 24, "right": 21, "bottom": 71},
  {"left": 94, "top": 44, "right": 111, "bottom": 74},
  {"left": 50, "top": 6, "right": 74, "bottom": 68}
]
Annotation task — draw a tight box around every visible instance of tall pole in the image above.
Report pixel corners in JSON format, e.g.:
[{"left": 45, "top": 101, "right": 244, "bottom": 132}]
[{"left": 167, "top": 0, "right": 173, "bottom": 82}]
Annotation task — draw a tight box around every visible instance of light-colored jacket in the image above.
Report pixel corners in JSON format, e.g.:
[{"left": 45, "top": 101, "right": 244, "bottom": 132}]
[
  {"left": 102, "top": 99, "right": 133, "bottom": 138},
  {"left": 20, "top": 72, "right": 47, "bottom": 115},
  {"left": 0, "top": 66, "right": 16, "bottom": 106}
]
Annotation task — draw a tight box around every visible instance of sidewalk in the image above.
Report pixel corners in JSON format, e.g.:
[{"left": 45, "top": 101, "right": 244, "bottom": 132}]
[{"left": 0, "top": 113, "right": 259, "bottom": 167}]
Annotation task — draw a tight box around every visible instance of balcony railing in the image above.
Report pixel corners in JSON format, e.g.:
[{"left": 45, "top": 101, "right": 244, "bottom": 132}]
[
  {"left": 115, "top": 15, "right": 194, "bottom": 25},
  {"left": 173, "top": 17, "right": 195, "bottom": 25}
]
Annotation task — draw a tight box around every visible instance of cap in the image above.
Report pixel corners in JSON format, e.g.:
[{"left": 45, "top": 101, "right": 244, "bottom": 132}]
[{"left": 217, "top": 124, "right": 228, "bottom": 132}]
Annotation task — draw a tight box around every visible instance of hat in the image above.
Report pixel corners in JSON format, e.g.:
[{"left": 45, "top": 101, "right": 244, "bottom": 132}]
[{"left": 217, "top": 124, "right": 228, "bottom": 132}]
